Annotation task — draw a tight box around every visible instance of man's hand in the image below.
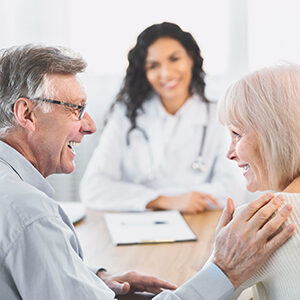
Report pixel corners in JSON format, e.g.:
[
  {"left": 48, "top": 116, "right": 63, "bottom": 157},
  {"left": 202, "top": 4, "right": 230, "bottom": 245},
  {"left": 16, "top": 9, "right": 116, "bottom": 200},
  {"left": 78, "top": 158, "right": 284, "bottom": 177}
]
[
  {"left": 146, "top": 192, "right": 219, "bottom": 213},
  {"left": 97, "top": 270, "right": 177, "bottom": 295},
  {"left": 212, "top": 193, "right": 295, "bottom": 289}
]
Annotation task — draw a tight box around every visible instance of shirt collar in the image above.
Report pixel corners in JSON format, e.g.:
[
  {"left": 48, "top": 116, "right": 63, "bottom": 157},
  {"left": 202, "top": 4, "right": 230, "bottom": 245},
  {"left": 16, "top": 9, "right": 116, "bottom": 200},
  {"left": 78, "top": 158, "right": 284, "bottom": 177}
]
[
  {"left": 0, "top": 140, "right": 55, "bottom": 198},
  {"left": 152, "top": 93, "right": 208, "bottom": 125}
]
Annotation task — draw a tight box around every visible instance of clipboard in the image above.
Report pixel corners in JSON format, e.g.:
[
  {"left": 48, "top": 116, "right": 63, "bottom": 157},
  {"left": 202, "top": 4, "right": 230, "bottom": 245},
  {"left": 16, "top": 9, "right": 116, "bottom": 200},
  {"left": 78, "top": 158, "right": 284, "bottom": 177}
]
[
  {"left": 104, "top": 210, "right": 197, "bottom": 245},
  {"left": 59, "top": 201, "right": 86, "bottom": 224}
]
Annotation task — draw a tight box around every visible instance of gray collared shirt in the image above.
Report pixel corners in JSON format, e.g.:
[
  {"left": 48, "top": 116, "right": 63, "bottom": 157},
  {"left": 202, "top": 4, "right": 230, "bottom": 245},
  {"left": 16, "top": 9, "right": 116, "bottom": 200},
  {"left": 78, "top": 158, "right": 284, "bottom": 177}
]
[
  {"left": 0, "top": 141, "right": 114, "bottom": 299},
  {"left": 0, "top": 140, "right": 233, "bottom": 300}
]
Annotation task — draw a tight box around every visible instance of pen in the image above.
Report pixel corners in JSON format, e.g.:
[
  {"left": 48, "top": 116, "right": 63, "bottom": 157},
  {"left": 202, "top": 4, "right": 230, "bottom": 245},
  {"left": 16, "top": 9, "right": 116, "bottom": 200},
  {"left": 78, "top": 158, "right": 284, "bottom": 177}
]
[{"left": 121, "top": 220, "right": 168, "bottom": 226}]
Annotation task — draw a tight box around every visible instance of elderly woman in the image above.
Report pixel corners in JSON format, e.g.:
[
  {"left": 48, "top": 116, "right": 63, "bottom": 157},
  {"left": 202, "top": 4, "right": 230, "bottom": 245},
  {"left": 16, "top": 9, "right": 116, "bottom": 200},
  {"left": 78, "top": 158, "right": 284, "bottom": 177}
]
[{"left": 218, "top": 64, "right": 300, "bottom": 299}]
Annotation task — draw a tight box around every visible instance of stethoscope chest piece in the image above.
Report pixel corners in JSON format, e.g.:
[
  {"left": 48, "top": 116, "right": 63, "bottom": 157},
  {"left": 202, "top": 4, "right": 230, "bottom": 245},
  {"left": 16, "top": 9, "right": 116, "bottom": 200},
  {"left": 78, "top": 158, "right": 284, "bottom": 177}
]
[{"left": 191, "top": 155, "right": 206, "bottom": 172}]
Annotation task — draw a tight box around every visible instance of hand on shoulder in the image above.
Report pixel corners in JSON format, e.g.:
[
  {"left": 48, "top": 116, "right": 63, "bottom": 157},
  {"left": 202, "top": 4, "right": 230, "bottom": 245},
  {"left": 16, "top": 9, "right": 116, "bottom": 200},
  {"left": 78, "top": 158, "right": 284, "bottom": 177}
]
[{"left": 212, "top": 193, "right": 295, "bottom": 289}]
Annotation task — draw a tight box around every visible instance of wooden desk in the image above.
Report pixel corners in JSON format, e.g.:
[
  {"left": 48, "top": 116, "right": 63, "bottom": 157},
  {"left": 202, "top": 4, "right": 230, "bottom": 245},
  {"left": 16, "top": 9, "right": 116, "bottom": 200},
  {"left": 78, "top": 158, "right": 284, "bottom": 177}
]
[{"left": 75, "top": 209, "right": 222, "bottom": 299}]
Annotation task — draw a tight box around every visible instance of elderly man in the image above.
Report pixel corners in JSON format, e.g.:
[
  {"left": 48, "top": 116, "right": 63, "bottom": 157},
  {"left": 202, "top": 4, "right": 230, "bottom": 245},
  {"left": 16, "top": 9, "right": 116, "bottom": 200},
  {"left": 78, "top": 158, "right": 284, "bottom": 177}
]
[{"left": 0, "top": 45, "right": 294, "bottom": 300}]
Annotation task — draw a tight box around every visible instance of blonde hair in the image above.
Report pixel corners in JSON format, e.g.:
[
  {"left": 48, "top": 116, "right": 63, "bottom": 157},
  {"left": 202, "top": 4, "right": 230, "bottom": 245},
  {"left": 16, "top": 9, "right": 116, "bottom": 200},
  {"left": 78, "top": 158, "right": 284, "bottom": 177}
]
[{"left": 218, "top": 64, "right": 300, "bottom": 190}]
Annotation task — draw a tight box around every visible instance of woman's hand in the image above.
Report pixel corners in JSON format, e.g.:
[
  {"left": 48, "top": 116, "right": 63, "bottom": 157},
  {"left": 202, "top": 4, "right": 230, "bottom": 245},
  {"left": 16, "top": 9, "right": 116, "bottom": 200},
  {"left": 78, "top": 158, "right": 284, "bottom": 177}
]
[{"left": 146, "top": 192, "right": 219, "bottom": 213}]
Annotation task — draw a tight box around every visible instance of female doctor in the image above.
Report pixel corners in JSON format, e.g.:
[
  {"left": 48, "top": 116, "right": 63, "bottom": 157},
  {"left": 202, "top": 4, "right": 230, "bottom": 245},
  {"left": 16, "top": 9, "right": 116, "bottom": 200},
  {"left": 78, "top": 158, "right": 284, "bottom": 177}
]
[{"left": 80, "top": 22, "right": 245, "bottom": 213}]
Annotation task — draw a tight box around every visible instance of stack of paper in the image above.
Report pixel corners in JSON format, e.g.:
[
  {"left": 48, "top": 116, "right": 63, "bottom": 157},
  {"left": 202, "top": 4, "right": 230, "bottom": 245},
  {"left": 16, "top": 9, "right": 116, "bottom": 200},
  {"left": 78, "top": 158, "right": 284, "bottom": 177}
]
[{"left": 104, "top": 210, "right": 197, "bottom": 245}]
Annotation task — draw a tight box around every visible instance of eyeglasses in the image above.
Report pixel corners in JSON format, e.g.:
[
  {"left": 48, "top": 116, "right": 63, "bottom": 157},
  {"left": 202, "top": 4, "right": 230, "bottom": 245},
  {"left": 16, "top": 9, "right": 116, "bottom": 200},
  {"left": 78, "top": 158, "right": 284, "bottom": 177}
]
[{"left": 30, "top": 97, "right": 86, "bottom": 120}]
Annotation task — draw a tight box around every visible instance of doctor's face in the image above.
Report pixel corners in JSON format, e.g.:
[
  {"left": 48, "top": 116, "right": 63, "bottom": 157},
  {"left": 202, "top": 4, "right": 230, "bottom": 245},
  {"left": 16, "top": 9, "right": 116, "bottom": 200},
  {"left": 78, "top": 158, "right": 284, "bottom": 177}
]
[
  {"left": 30, "top": 74, "right": 96, "bottom": 177},
  {"left": 145, "top": 37, "right": 193, "bottom": 111},
  {"left": 226, "top": 125, "right": 269, "bottom": 192}
]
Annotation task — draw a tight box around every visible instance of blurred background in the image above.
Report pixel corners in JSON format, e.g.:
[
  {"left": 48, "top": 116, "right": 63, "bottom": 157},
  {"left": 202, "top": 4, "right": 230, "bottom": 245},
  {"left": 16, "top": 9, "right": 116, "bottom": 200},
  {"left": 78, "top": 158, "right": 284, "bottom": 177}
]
[{"left": 1, "top": 0, "right": 300, "bottom": 202}]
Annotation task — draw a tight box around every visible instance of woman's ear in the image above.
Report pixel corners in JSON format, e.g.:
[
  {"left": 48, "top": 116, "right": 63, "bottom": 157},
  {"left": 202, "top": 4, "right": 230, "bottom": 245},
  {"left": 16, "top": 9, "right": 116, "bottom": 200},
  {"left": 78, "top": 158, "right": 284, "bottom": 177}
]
[{"left": 13, "top": 98, "right": 36, "bottom": 131}]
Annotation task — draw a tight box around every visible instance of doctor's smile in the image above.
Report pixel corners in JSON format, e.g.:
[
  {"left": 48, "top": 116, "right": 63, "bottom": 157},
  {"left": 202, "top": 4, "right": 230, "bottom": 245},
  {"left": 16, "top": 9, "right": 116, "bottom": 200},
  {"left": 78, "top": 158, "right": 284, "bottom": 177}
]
[{"left": 161, "top": 79, "right": 180, "bottom": 90}]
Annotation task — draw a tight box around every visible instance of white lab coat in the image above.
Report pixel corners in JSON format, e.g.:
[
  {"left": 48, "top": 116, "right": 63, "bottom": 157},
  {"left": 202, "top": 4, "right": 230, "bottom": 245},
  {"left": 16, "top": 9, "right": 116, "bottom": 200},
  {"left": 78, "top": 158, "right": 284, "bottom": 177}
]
[{"left": 80, "top": 94, "right": 246, "bottom": 211}]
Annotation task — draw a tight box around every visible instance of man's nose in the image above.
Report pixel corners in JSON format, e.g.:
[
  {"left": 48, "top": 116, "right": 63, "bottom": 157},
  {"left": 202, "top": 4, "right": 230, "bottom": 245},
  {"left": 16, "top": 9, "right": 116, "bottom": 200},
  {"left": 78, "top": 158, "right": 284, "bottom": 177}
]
[{"left": 80, "top": 111, "right": 97, "bottom": 135}]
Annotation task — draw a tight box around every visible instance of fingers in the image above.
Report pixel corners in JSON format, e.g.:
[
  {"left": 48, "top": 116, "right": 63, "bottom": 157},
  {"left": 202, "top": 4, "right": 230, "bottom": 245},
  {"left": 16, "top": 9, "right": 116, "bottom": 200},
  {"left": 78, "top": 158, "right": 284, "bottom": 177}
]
[
  {"left": 133, "top": 274, "right": 177, "bottom": 290},
  {"left": 114, "top": 272, "right": 177, "bottom": 295},
  {"left": 258, "top": 203, "right": 293, "bottom": 242},
  {"left": 248, "top": 195, "right": 285, "bottom": 230},
  {"left": 120, "top": 282, "right": 131, "bottom": 295},
  {"left": 201, "top": 193, "right": 219, "bottom": 206},
  {"left": 194, "top": 199, "right": 208, "bottom": 213},
  {"left": 131, "top": 283, "right": 176, "bottom": 294},
  {"left": 235, "top": 192, "right": 274, "bottom": 222},
  {"left": 182, "top": 198, "right": 207, "bottom": 214},
  {"left": 215, "top": 198, "right": 235, "bottom": 234},
  {"left": 189, "top": 193, "right": 213, "bottom": 213},
  {"left": 176, "top": 192, "right": 219, "bottom": 213},
  {"left": 150, "top": 278, "right": 177, "bottom": 290},
  {"left": 211, "top": 193, "right": 295, "bottom": 289},
  {"left": 265, "top": 222, "right": 295, "bottom": 254},
  {"left": 108, "top": 280, "right": 130, "bottom": 295},
  {"left": 146, "top": 287, "right": 164, "bottom": 294},
  {"left": 128, "top": 283, "right": 162, "bottom": 294}
]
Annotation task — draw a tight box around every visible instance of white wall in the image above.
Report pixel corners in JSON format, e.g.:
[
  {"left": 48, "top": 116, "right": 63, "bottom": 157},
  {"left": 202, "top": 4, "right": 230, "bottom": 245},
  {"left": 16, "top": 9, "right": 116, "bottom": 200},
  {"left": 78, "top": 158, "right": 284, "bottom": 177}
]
[
  {"left": 248, "top": 0, "right": 300, "bottom": 70},
  {"left": 1, "top": 0, "right": 299, "bottom": 203},
  {"left": 68, "top": 0, "right": 232, "bottom": 76}
]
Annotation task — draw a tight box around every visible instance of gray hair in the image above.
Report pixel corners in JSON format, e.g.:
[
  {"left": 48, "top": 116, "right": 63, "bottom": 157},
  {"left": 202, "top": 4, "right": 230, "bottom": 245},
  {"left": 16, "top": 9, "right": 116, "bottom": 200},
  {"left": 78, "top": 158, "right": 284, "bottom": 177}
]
[
  {"left": 218, "top": 64, "right": 300, "bottom": 191},
  {"left": 0, "top": 44, "right": 87, "bottom": 137}
]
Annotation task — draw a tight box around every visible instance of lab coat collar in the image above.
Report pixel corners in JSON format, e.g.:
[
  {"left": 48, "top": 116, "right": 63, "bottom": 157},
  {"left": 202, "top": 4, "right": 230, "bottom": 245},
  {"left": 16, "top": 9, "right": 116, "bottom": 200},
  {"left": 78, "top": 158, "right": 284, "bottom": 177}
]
[
  {"left": 151, "top": 93, "right": 208, "bottom": 125},
  {"left": 0, "top": 140, "right": 55, "bottom": 198}
]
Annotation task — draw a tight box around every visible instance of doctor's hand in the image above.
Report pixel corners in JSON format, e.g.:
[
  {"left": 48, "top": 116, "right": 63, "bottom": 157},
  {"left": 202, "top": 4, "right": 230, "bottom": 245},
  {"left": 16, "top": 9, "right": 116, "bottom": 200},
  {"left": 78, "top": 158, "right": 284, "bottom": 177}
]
[
  {"left": 97, "top": 269, "right": 177, "bottom": 295},
  {"left": 212, "top": 194, "right": 295, "bottom": 289},
  {"left": 146, "top": 191, "right": 219, "bottom": 213}
]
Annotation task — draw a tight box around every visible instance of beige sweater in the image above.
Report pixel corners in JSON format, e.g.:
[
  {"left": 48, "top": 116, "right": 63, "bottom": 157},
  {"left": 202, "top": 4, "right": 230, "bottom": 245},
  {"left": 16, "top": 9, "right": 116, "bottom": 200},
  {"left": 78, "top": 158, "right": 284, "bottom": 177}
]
[{"left": 230, "top": 193, "right": 300, "bottom": 300}]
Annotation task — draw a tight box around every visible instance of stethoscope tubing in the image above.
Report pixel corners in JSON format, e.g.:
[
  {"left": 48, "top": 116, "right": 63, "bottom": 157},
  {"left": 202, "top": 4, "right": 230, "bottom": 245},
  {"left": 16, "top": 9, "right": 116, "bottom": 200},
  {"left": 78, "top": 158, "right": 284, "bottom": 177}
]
[{"left": 126, "top": 102, "right": 210, "bottom": 176}]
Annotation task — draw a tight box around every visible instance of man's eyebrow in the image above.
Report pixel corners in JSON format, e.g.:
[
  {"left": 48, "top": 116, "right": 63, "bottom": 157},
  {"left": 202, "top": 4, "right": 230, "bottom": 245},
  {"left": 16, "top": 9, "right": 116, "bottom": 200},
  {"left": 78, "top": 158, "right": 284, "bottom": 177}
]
[{"left": 76, "top": 98, "right": 86, "bottom": 106}]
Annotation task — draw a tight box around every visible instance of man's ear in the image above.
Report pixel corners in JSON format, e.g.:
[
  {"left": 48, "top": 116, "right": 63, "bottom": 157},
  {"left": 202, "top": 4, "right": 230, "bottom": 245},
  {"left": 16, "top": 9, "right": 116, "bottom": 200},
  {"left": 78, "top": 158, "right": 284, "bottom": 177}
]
[{"left": 13, "top": 98, "right": 37, "bottom": 131}]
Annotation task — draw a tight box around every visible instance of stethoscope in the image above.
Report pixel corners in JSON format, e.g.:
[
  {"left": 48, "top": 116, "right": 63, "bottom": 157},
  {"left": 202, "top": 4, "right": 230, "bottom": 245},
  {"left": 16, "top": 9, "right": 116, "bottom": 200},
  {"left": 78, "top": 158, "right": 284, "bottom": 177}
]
[
  {"left": 191, "top": 124, "right": 207, "bottom": 172},
  {"left": 191, "top": 101, "right": 209, "bottom": 172},
  {"left": 126, "top": 102, "right": 209, "bottom": 178}
]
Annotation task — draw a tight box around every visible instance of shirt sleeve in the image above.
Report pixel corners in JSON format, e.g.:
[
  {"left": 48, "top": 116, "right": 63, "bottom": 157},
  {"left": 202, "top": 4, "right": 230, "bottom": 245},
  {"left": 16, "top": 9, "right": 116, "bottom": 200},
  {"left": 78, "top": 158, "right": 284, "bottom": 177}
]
[
  {"left": 4, "top": 215, "right": 115, "bottom": 300},
  {"left": 153, "top": 262, "right": 234, "bottom": 300},
  {"left": 80, "top": 106, "right": 158, "bottom": 211}
]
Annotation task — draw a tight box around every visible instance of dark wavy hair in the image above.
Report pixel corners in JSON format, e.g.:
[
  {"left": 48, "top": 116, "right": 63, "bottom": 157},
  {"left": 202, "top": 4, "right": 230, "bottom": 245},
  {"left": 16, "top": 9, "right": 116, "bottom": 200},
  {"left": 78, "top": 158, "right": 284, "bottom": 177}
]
[{"left": 113, "top": 22, "right": 208, "bottom": 143}]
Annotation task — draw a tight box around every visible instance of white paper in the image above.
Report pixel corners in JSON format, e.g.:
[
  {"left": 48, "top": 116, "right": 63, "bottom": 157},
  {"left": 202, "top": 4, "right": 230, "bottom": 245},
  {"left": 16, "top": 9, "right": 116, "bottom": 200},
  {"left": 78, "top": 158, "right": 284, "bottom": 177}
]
[
  {"left": 59, "top": 201, "right": 86, "bottom": 224},
  {"left": 104, "top": 210, "right": 197, "bottom": 245}
]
